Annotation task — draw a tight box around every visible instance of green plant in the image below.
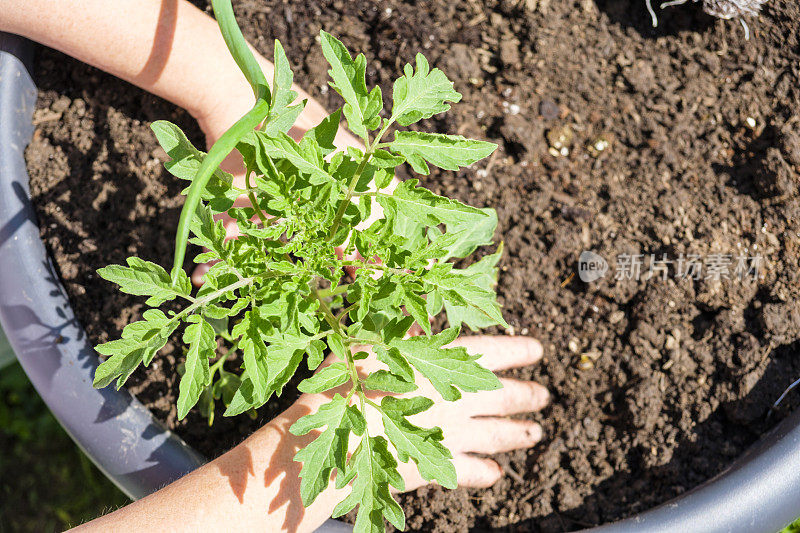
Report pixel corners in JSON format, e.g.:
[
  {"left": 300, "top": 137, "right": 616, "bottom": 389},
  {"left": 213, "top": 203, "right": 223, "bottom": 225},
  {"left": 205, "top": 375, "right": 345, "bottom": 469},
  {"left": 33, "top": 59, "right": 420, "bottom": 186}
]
[
  {"left": 782, "top": 516, "right": 800, "bottom": 533},
  {"left": 93, "top": 1, "right": 506, "bottom": 530}
]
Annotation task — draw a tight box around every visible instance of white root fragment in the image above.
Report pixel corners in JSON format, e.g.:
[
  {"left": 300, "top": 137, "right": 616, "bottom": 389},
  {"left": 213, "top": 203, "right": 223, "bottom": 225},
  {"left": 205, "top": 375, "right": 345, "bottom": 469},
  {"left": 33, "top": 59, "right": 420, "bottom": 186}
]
[{"left": 646, "top": 0, "right": 659, "bottom": 26}]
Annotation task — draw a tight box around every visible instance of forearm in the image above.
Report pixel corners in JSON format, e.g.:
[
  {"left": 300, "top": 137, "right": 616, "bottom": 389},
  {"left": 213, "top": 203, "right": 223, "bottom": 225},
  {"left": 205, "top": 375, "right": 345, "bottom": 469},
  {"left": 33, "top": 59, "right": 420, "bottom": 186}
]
[
  {"left": 0, "top": 0, "right": 337, "bottom": 144},
  {"left": 73, "top": 394, "right": 346, "bottom": 533}
]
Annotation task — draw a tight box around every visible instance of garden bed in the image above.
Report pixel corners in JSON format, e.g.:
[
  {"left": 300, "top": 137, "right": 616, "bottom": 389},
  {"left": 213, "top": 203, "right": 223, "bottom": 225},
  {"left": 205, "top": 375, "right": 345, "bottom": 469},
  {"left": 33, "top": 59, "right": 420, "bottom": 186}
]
[{"left": 24, "top": 0, "right": 800, "bottom": 530}]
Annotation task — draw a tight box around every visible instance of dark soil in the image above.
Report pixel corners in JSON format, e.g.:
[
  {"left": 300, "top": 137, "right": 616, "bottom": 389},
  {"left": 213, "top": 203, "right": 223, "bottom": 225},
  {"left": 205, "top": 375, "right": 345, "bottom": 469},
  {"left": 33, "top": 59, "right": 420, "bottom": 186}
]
[{"left": 25, "top": 0, "right": 800, "bottom": 531}]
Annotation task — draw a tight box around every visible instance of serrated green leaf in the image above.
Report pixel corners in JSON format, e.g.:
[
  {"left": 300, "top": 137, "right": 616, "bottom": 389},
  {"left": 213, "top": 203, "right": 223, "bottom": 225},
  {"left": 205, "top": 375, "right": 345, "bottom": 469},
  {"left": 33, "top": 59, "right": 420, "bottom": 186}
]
[
  {"left": 98, "top": 257, "right": 191, "bottom": 307},
  {"left": 229, "top": 304, "right": 317, "bottom": 409},
  {"left": 256, "top": 132, "right": 339, "bottom": 188},
  {"left": 364, "top": 370, "right": 417, "bottom": 393},
  {"left": 424, "top": 265, "right": 509, "bottom": 330},
  {"left": 177, "top": 315, "right": 216, "bottom": 419},
  {"left": 438, "top": 246, "right": 504, "bottom": 330},
  {"left": 305, "top": 109, "right": 341, "bottom": 157},
  {"left": 203, "top": 304, "right": 233, "bottom": 321},
  {"left": 94, "top": 309, "right": 178, "bottom": 389},
  {"left": 374, "top": 346, "right": 414, "bottom": 383},
  {"left": 150, "top": 120, "right": 239, "bottom": 212},
  {"left": 306, "top": 339, "right": 326, "bottom": 370},
  {"left": 264, "top": 40, "right": 306, "bottom": 136},
  {"left": 388, "top": 327, "right": 501, "bottom": 401},
  {"left": 290, "top": 394, "right": 363, "bottom": 506},
  {"left": 319, "top": 31, "right": 382, "bottom": 139},
  {"left": 298, "top": 362, "right": 350, "bottom": 394},
  {"left": 389, "top": 131, "right": 497, "bottom": 175},
  {"left": 265, "top": 333, "right": 320, "bottom": 395},
  {"left": 371, "top": 149, "right": 405, "bottom": 169},
  {"left": 222, "top": 372, "right": 265, "bottom": 417},
  {"left": 331, "top": 435, "right": 405, "bottom": 532},
  {"left": 391, "top": 53, "right": 461, "bottom": 127},
  {"left": 231, "top": 308, "right": 272, "bottom": 402},
  {"left": 442, "top": 207, "right": 498, "bottom": 261},
  {"left": 189, "top": 203, "right": 229, "bottom": 265},
  {"left": 398, "top": 282, "right": 431, "bottom": 335},
  {"left": 377, "top": 179, "right": 488, "bottom": 230},
  {"left": 380, "top": 396, "right": 456, "bottom": 488}
]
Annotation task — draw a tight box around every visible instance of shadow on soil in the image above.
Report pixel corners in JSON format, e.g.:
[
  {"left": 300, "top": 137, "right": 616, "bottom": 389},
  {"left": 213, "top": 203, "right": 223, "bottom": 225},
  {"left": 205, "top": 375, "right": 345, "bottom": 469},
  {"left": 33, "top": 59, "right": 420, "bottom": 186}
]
[{"left": 595, "top": 0, "right": 716, "bottom": 38}]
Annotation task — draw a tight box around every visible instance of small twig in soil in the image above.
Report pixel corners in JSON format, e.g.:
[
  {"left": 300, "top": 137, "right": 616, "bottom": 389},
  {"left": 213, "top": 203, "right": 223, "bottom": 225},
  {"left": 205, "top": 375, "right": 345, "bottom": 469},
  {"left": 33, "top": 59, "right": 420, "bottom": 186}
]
[
  {"left": 503, "top": 464, "right": 526, "bottom": 485},
  {"left": 550, "top": 191, "right": 576, "bottom": 206},
  {"left": 771, "top": 375, "right": 800, "bottom": 413}
]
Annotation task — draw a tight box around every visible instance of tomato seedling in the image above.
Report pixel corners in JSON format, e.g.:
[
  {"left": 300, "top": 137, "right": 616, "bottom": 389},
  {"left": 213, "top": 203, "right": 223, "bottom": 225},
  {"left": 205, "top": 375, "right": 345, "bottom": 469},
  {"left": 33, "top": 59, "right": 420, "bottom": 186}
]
[{"left": 94, "top": 1, "right": 506, "bottom": 530}]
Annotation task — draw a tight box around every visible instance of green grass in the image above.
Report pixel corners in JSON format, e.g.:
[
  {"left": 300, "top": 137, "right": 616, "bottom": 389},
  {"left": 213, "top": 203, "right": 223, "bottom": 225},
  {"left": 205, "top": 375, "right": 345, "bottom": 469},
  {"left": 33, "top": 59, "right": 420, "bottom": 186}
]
[
  {"left": 783, "top": 517, "right": 800, "bottom": 533},
  {"left": 0, "top": 362, "right": 128, "bottom": 532}
]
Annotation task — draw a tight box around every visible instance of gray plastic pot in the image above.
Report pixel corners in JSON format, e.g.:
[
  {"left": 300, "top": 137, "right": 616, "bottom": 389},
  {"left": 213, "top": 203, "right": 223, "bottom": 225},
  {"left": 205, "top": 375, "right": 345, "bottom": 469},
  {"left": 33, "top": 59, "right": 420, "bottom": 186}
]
[{"left": 1, "top": 32, "right": 799, "bottom": 533}]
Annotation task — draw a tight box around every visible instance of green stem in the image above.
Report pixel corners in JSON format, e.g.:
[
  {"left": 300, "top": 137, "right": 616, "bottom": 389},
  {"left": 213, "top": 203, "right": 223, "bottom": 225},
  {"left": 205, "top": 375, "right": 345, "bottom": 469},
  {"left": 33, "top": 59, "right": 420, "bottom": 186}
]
[
  {"left": 339, "top": 260, "right": 407, "bottom": 275},
  {"left": 212, "top": 0, "right": 269, "bottom": 98},
  {"left": 327, "top": 151, "right": 373, "bottom": 242},
  {"left": 170, "top": 0, "right": 272, "bottom": 285},
  {"left": 316, "top": 284, "right": 349, "bottom": 298},
  {"left": 364, "top": 396, "right": 382, "bottom": 412},
  {"left": 246, "top": 171, "right": 269, "bottom": 225},
  {"left": 325, "top": 121, "right": 394, "bottom": 243},
  {"left": 310, "top": 286, "right": 341, "bottom": 334},
  {"left": 210, "top": 340, "right": 238, "bottom": 375},
  {"left": 174, "top": 267, "right": 291, "bottom": 325},
  {"left": 336, "top": 302, "right": 359, "bottom": 322},
  {"left": 174, "top": 276, "right": 255, "bottom": 323}
]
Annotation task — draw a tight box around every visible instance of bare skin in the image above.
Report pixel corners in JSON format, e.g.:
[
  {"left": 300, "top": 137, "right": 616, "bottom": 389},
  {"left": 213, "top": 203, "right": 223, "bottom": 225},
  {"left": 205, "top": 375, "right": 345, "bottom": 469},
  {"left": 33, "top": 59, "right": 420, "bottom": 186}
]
[
  {"left": 1, "top": 2, "right": 550, "bottom": 531},
  {"left": 73, "top": 337, "right": 548, "bottom": 533}
]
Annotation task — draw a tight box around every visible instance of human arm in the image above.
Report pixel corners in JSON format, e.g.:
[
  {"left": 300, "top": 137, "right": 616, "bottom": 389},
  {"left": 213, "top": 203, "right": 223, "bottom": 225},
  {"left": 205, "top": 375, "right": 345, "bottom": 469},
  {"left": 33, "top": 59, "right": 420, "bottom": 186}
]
[
  {"left": 72, "top": 336, "right": 548, "bottom": 533},
  {"left": 0, "top": 0, "right": 360, "bottom": 148}
]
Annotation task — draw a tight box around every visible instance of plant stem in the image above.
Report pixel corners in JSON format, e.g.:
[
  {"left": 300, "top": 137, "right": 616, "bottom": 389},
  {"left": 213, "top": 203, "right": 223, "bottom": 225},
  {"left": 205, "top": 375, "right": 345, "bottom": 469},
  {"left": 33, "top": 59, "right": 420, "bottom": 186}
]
[
  {"left": 327, "top": 150, "right": 373, "bottom": 241},
  {"left": 364, "top": 396, "right": 382, "bottom": 412},
  {"left": 170, "top": 0, "right": 272, "bottom": 286},
  {"left": 336, "top": 302, "right": 359, "bottom": 322},
  {"left": 210, "top": 340, "right": 238, "bottom": 375},
  {"left": 176, "top": 267, "right": 292, "bottom": 325},
  {"left": 339, "top": 260, "right": 407, "bottom": 275},
  {"left": 310, "top": 285, "right": 342, "bottom": 334},
  {"left": 316, "top": 284, "right": 349, "bottom": 298},
  {"left": 326, "top": 120, "right": 395, "bottom": 242},
  {"left": 246, "top": 171, "right": 269, "bottom": 225},
  {"left": 177, "top": 276, "right": 255, "bottom": 323}
]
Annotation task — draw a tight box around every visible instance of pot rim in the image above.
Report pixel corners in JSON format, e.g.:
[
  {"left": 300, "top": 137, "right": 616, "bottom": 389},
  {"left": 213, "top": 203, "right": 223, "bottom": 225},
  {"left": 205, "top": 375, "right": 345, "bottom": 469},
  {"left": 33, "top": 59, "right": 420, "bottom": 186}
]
[{"left": 1, "top": 32, "right": 798, "bottom": 533}]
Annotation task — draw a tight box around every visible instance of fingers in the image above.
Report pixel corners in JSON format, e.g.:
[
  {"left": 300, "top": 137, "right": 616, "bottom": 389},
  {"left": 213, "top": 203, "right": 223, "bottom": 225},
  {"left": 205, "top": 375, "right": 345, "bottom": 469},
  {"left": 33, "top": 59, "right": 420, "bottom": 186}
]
[
  {"left": 464, "top": 378, "right": 549, "bottom": 416},
  {"left": 452, "top": 418, "right": 542, "bottom": 455},
  {"left": 191, "top": 262, "right": 212, "bottom": 286},
  {"left": 189, "top": 204, "right": 246, "bottom": 286},
  {"left": 453, "top": 455, "right": 503, "bottom": 488},
  {"left": 448, "top": 336, "right": 543, "bottom": 371}
]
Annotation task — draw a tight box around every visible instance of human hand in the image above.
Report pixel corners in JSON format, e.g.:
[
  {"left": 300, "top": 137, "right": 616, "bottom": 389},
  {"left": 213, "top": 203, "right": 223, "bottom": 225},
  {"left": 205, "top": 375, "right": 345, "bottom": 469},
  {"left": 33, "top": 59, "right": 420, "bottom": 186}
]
[
  {"left": 298, "top": 335, "right": 549, "bottom": 492},
  {"left": 190, "top": 94, "right": 364, "bottom": 286}
]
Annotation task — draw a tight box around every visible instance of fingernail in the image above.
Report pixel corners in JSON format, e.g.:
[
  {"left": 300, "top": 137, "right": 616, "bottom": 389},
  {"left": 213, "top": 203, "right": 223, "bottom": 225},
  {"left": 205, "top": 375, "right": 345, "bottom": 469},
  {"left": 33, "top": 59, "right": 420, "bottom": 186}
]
[
  {"left": 529, "top": 339, "right": 543, "bottom": 361},
  {"left": 526, "top": 423, "right": 544, "bottom": 443},
  {"left": 535, "top": 384, "right": 550, "bottom": 408}
]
